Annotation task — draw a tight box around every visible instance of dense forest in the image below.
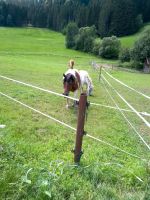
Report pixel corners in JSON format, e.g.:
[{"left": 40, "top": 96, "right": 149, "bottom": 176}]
[{"left": 0, "top": 0, "right": 150, "bottom": 37}]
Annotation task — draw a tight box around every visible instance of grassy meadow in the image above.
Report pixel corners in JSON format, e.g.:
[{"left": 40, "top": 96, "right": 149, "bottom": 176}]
[
  {"left": 0, "top": 27, "right": 150, "bottom": 200},
  {"left": 120, "top": 23, "right": 150, "bottom": 48},
  {"left": 94, "top": 23, "right": 150, "bottom": 48}
]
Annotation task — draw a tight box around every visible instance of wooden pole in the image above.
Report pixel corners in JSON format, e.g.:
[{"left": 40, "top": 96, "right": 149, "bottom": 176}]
[
  {"left": 99, "top": 66, "right": 102, "bottom": 82},
  {"left": 74, "top": 93, "right": 87, "bottom": 164}
]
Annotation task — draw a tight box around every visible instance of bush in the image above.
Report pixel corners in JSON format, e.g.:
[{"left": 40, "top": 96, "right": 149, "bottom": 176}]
[
  {"left": 99, "top": 36, "right": 121, "bottom": 59},
  {"left": 75, "top": 25, "right": 97, "bottom": 52},
  {"left": 117, "top": 61, "right": 143, "bottom": 70},
  {"left": 119, "top": 48, "right": 131, "bottom": 62},
  {"left": 65, "top": 22, "right": 79, "bottom": 49},
  {"left": 92, "top": 38, "right": 101, "bottom": 55},
  {"left": 83, "top": 37, "right": 94, "bottom": 52},
  {"left": 75, "top": 34, "right": 84, "bottom": 51},
  {"left": 131, "top": 29, "right": 150, "bottom": 63},
  {"left": 61, "top": 26, "right": 67, "bottom": 35},
  {"left": 130, "top": 61, "right": 143, "bottom": 70}
]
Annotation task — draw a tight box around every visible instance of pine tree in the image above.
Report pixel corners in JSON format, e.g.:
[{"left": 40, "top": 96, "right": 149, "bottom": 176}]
[
  {"left": 98, "top": 0, "right": 112, "bottom": 37},
  {"left": 6, "top": 14, "right": 13, "bottom": 26},
  {"left": 142, "top": 0, "right": 150, "bottom": 22},
  {"left": 109, "top": 0, "right": 138, "bottom": 36}
]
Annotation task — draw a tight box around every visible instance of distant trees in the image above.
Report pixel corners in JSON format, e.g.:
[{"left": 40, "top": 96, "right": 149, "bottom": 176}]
[
  {"left": 6, "top": 14, "right": 13, "bottom": 26},
  {"left": 109, "top": 0, "right": 139, "bottom": 36},
  {"left": 0, "top": 1, "right": 27, "bottom": 27},
  {"left": 142, "top": 0, "right": 150, "bottom": 22},
  {"left": 87, "top": 0, "right": 100, "bottom": 27},
  {"left": 98, "top": 0, "right": 112, "bottom": 37},
  {"left": 0, "top": 14, "right": 5, "bottom": 26},
  {"left": 0, "top": 0, "right": 149, "bottom": 37}
]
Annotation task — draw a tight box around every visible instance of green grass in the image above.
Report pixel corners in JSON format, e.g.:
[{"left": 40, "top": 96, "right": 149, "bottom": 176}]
[
  {"left": 0, "top": 27, "right": 150, "bottom": 200},
  {"left": 92, "top": 23, "right": 150, "bottom": 49},
  {"left": 120, "top": 23, "right": 150, "bottom": 48}
]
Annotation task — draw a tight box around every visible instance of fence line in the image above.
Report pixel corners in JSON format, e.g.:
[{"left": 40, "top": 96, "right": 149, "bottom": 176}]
[
  {"left": 0, "top": 75, "right": 78, "bottom": 101},
  {"left": 1, "top": 74, "right": 149, "bottom": 117},
  {"left": 102, "top": 74, "right": 150, "bottom": 150},
  {"left": 0, "top": 91, "right": 147, "bottom": 162},
  {"left": 101, "top": 76, "right": 150, "bottom": 151},
  {"left": 86, "top": 134, "right": 146, "bottom": 161},
  {"left": 0, "top": 91, "right": 76, "bottom": 131},
  {"left": 101, "top": 75, "right": 150, "bottom": 128},
  {"left": 90, "top": 102, "right": 150, "bottom": 117},
  {"left": 102, "top": 68, "right": 150, "bottom": 100}
]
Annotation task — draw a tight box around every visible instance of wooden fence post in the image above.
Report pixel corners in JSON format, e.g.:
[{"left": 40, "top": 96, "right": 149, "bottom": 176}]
[
  {"left": 74, "top": 93, "right": 87, "bottom": 164},
  {"left": 99, "top": 66, "right": 102, "bottom": 82}
]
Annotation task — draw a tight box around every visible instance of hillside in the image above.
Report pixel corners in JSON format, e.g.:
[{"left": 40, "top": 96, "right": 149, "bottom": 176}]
[
  {"left": 120, "top": 23, "right": 150, "bottom": 48},
  {"left": 1, "top": 0, "right": 150, "bottom": 37}
]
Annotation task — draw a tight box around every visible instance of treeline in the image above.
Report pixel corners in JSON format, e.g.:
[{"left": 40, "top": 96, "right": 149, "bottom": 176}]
[
  {"left": 65, "top": 22, "right": 150, "bottom": 71},
  {"left": 0, "top": 0, "right": 150, "bottom": 37},
  {"left": 0, "top": 1, "right": 27, "bottom": 26},
  {"left": 66, "top": 23, "right": 121, "bottom": 58}
]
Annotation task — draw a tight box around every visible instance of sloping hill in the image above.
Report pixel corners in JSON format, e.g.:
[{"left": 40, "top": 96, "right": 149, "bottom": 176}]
[{"left": 120, "top": 23, "right": 150, "bottom": 48}]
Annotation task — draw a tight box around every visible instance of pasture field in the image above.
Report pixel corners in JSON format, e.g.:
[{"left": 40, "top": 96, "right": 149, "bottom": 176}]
[{"left": 0, "top": 27, "right": 150, "bottom": 200}]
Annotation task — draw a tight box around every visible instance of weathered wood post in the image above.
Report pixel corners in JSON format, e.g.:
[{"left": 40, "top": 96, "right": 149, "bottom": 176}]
[
  {"left": 74, "top": 93, "right": 87, "bottom": 164},
  {"left": 99, "top": 66, "right": 102, "bottom": 82}
]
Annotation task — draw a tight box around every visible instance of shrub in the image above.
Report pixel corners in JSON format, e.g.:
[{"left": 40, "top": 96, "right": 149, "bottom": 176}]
[
  {"left": 131, "top": 29, "right": 150, "bottom": 63},
  {"left": 61, "top": 26, "right": 67, "bottom": 35},
  {"left": 65, "top": 22, "right": 79, "bottom": 49},
  {"left": 75, "top": 25, "right": 97, "bottom": 52},
  {"left": 92, "top": 38, "right": 101, "bottom": 55},
  {"left": 130, "top": 61, "right": 143, "bottom": 70},
  {"left": 75, "top": 34, "right": 84, "bottom": 51},
  {"left": 83, "top": 37, "right": 94, "bottom": 52},
  {"left": 99, "top": 36, "right": 121, "bottom": 59},
  {"left": 117, "top": 61, "right": 143, "bottom": 70},
  {"left": 119, "top": 48, "right": 131, "bottom": 62}
]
